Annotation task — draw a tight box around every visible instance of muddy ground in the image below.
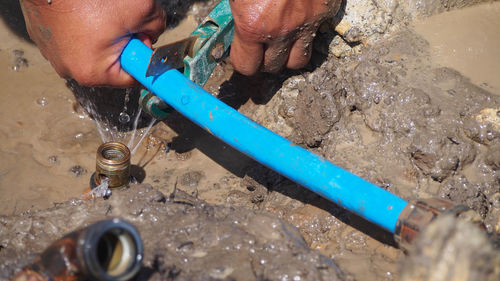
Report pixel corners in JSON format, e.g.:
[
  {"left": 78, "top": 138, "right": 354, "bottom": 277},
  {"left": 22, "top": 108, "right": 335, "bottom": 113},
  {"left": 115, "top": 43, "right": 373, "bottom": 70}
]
[
  {"left": 1, "top": 0, "right": 500, "bottom": 281},
  {"left": 0, "top": 185, "right": 347, "bottom": 281}
]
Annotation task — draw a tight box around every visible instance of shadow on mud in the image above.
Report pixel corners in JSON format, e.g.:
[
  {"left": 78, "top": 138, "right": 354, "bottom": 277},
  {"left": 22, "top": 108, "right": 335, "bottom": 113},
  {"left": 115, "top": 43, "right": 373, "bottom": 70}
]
[
  {"left": 163, "top": 106, "right": 397, "bottom": 247},
  {"left": 0, "top": 0, "right": 31, "bottom": 42},
  {"left": 68, "top": 82, "right": 154, "bottom": 132}
]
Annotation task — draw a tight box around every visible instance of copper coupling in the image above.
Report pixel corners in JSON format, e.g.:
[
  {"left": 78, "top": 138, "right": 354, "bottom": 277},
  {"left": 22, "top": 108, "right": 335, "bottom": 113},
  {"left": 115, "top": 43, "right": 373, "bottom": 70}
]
[
  {"left": 10, "top": 218, "right": 143, "bottom": 281},
  {"left": 394, "top": 198, "right": 483, "bottom": 251},
  {"left": 92, "top": 142, "right": 131, "bottom": 189}
]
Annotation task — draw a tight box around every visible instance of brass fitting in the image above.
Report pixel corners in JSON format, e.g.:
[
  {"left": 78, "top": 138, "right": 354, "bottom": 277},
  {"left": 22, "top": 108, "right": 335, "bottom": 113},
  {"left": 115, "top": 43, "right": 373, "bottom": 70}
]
[
  {"left": 139, "top": 89, "right": 171, "bottom": 120},
  {"left": 10, "top": 219, "right": 143, "bottom": 281},
  {"left": 395, "top": 198, "right": 483, "bottom": 251},
  {"left": 92, "top": 142, "right": 131, "bottom": 189}
]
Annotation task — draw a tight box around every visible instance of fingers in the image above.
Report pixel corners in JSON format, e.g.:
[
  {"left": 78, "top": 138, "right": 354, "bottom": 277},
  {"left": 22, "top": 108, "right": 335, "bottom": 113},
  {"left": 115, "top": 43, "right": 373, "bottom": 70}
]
[
  {"left": 287, "top": 33, "right": 314, "bottom": 70},
  {"left": 262, "top": 41, "right": 291, "bottom": 73},
  {"left": 103, "top": 60, "right": 138, "bottom": 87},
  {"left": 230, "top": 31, "right": 264, "bottom": 76},
  {"left": 100, "top": 34, "right": 153, "bottom": 88},
  {"left": 231, "top": 32, "right": 314, "bottom": 75},
  {"left": 98, "top": 2, "right": 165, "bottom": 87},
  {"left": 228, "top": 0, "right": 343, "bottom": 76},
  {"left": 92, "top": 1, "right": 165, "bottom": 87}
]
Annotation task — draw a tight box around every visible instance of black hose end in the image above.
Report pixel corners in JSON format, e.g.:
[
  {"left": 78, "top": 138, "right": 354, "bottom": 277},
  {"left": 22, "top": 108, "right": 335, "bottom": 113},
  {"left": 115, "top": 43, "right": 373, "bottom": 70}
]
[{"left": 80, "top": 219, "right": 143, "bottom": 281}]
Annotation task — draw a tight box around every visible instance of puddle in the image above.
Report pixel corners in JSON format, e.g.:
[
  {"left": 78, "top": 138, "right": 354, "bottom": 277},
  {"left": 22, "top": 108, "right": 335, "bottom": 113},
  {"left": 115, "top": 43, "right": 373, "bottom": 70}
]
[
  {"left": 413, "top": 2, "right": 500, "bottom": 95},
  {"left": 0, "top": 15, "right": 223, "bottom": 216},
  {"left": 0, "top": 21, "right": 100, "bottom": 215}
]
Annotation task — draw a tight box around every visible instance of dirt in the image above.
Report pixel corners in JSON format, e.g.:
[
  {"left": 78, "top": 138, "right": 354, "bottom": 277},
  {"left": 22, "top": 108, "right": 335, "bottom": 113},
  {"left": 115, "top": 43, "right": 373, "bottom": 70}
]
[
  {"left": 0, "top": 1, "right": 205, "bottom": 217},
  {"left": 400, "top": 214, "right": 500, "bottom": 281},
  {"left": 413, "top": 2, "right": 500, "bottom": 94},
  {"left": 0, "top": 12, "right": 101, "bottom": 215},
  {"left": 0, "top": 185, "right": 346, "bottom": 281},
  {"left": 1, "top": 1, "right": 500, "bottom": 281},
  {"left": 229, "top": 25, "right": 500, "bottom": 279}
]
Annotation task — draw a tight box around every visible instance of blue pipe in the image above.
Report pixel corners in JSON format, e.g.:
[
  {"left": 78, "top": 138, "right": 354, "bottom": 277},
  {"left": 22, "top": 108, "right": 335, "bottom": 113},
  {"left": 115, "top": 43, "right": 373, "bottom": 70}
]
[{"left": 120, "top": 38, "right": 408, "bottom": 233}]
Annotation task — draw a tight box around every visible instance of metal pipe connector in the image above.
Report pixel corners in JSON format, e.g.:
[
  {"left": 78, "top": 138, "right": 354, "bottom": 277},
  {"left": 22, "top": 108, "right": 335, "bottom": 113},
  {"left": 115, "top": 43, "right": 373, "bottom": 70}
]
[
  {"left": 92, "top": 142, "right": 131, "bottom": 189},
  {"left": 10, "top": 218, "right": 143, "bottom": 281},
  {"left": 139, "top": 89, "right": 172, "bottom": 120},
  {"left": 394, "top": 198, "right": 483, "bottom": 251}
]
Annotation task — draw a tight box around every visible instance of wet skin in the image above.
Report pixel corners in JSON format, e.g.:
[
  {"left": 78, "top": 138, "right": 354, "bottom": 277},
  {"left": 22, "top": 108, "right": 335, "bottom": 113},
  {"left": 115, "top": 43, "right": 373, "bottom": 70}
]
[
  {"left": 19, "top": 0, "right": 341, "bottom": 87},
  {"left": 19, "top": 0, "right": 166, "bottom": 87},
  {"left": 229, "top": 0, "right": 342, "bottom": 75}
]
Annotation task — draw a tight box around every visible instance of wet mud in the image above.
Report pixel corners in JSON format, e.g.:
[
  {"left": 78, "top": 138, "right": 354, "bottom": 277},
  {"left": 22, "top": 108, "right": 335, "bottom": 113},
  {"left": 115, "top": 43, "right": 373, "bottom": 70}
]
[
  {"left": 413, "top": 2, "right": 500, "bottom": 94},
  {"left": 218, "top": 26, "right": 500, "bottom": 280},
  {"left": 401, "top": 214, "right": 500, "bottom": 281},
  {"left": 0, "top": 185, "right": 346, "bottom": 281},
  {"left": 1, "top": 0, "right": 500, "bottom": 281}
]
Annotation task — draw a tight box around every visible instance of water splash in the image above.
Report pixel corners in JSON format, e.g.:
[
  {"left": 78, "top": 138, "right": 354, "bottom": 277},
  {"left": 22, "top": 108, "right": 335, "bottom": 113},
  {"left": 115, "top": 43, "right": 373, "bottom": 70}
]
[
  {"left": 119, "top": 89, "right": 132, "bottom": 124},
  {"left": 127, "top": 107, "right": 143, "bottom": 149},
  {"left": 131, "top": 118, "right": 157, "bottom": 156},
  {"left": 71, "top": 85, "right": 158, "bottom": 156},
  {"left": 87, "top": 100, "right": 156, "bottom": 156},
  {"left": 94, "top": 118, "right": 111, "bottom": 143},
  {"left": 82, "top": 177, "right": 110, "bottom": 199},
  {"left": 119, "top": 112, "right": 131, "bottom": 124}
]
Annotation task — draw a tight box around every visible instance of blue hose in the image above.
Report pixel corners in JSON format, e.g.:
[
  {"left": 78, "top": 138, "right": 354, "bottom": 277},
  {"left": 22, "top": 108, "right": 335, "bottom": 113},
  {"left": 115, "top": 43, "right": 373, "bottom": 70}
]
[{"left": 120, "top": 38, "right": 408, "bottom": 233}]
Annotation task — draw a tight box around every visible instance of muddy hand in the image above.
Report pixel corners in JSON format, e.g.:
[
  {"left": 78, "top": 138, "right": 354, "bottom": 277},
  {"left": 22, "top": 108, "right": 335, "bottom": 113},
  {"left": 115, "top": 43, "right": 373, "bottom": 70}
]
[
  {"left": 19, "top": 0, "right": 166, "bottom": 87},
  {"left": 229, "top": 0, "right": 342, "bottom": 75}
]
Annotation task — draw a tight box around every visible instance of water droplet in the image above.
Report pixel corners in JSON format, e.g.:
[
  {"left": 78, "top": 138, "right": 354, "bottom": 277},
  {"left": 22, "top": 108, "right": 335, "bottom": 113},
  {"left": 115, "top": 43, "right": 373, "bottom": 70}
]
[
  {"left": 104, "top": 189, "right": 113, "bottom": 198},
  {"left": 48, "top": 155, "right": 58, "bottom": 164},
  {"left": 13, "top": 49, "right": 24, "bottom": 57},
  {"left": 119, "top": 112, "right": 130, "bottom": 124},
  {"left": 69, "top": 165, "right": 87, "bottom": 177}
]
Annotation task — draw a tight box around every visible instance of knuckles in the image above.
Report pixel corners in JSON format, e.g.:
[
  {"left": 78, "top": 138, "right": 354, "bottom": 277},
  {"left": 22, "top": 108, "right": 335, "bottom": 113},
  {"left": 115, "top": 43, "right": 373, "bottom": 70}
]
[{"left": 233, "top": 13, "right": 271, "bottom": 41}]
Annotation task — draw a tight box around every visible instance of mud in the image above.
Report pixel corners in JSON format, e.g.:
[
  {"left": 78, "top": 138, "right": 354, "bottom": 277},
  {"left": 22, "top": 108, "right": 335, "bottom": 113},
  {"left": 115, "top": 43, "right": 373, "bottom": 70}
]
[
  {"left": 330, "top": 0, "right": 496, "bottom": 51},
  {"left": 0, "top": 1, "right": 204, "bottom": 217},
  {"left": 242, "top": 27, "right": 500, "bottom": 230},
  {"left": 222, "top": 2, "right": 500, "bottom": 279},
  {"left": 0, "top": 16, "right": 101, "bottom": 215},
  {"left": 1, "top": 0, "right": 500, "bottom": 281},
  {"left": 0, "top": 185, "right": 346, "bottom": 281},
  {"left": 401, "top": 214, "right": 500, "bottom": 281},
  {"left": 413, "top": 2, "right": 500, "bottom": 94}
]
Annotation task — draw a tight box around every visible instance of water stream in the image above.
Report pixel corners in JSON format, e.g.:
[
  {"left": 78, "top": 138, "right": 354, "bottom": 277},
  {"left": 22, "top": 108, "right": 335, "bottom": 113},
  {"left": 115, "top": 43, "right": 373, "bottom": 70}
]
[
  {"left": 79, "top": 90, "right": 157, "bottom": 156},
  {"left": 82, "top": 177, "right": 110, "bottom": 199},
  {"left": 130, "top": 117, "right": 157, "bottom": 156}
]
